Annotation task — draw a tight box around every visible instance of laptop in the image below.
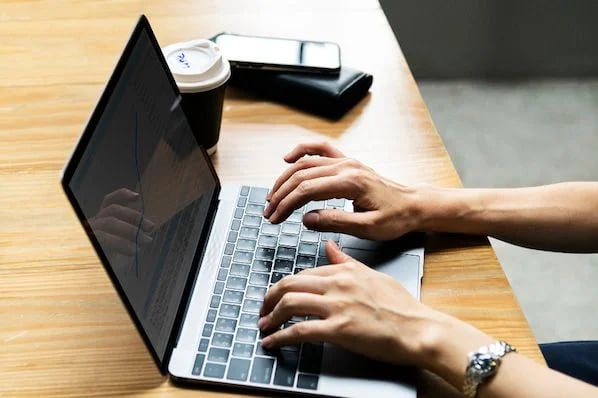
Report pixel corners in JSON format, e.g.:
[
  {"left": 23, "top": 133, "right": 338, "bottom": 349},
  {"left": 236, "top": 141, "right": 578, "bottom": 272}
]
[{"left": 61, "top": 15, "right": 424, "bottom": 398}]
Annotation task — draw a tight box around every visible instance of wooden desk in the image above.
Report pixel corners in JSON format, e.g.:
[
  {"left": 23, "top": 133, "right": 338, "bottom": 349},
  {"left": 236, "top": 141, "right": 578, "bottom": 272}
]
[{"left": 0, "top": 1, "right": 543, "bottom": 396}]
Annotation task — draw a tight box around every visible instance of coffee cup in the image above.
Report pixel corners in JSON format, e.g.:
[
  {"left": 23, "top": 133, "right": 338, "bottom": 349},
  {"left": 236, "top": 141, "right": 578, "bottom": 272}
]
[{"left": 162, "top": 39, "right": 231, "bottom": 155}]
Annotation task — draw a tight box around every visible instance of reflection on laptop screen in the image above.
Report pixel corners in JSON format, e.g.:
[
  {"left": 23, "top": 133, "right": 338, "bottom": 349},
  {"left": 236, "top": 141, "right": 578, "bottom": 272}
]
[{"left": 68, "top": 27, "right": 217, "bottom": 362}]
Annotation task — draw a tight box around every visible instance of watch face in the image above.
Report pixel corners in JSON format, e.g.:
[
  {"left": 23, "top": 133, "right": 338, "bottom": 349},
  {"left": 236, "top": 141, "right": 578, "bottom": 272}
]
[{"left": 470, "top": 352, "right": 498, "bottom": 378}]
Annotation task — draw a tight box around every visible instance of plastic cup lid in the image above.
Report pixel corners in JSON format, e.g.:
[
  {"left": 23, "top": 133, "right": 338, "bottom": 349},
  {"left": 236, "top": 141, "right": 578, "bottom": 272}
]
[{"left": 162, "top": 39, "right": 231, "bottom": 93}]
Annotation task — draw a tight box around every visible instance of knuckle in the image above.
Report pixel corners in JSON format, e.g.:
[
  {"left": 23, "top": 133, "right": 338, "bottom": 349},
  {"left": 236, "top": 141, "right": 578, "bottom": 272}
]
[{"left": 297, "top": 180, "right": 312, "bottom": 196}]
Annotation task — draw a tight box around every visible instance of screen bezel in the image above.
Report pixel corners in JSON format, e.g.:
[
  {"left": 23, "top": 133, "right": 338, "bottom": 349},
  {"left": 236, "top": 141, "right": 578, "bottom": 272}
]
[
  {"left": 213, "top": 32, "right": 341, "bottom": 74},
  {"left": 60, "top": 15, "right": 221, "bottom": 374}
]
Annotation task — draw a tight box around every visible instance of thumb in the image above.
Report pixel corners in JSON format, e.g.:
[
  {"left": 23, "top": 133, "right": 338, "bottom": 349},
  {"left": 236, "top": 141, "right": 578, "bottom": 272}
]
[{"left": 325, "top": 241, "right": 352, "bottom": 264}]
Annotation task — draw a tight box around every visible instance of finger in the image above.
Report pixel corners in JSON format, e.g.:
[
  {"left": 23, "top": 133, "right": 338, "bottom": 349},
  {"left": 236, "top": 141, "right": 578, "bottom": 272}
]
[
  {"left": 325, "top": 240, "right": 354, "bottom": 264},
  {"left": 266, "top": 156, "right": 338, "bottom": 203},
  {"left": 95, "top": 231, "right": 137, "bottom": 256},
  {"left": 262, "top": 319, "right": 332, "bottom": 348},
  {"left": 302, "top": 209, "right": 378, "bottom": 238},
  {"left": 96, "top": 204, "right": 155, "bottom": 232},
  {"left": 259, "top": 292, "right": 332, "bottom": 332},
  {"left": 92, "top": 216, "right": 153, "bottom": 245},
  {"left": 265, "top": 162, "right": 339, "bottom": 218},
  {"left": 284, "top": 142, "right": 345, "bottom": 163},
  {"left": 269, "top": 175, "right": 355, "bottom": 224},
  {"left": 100, "top": 188, "right": 139, "bottom": 209},
  {"left": 261, "top": 274, "right": 330, "bottom": 316}
]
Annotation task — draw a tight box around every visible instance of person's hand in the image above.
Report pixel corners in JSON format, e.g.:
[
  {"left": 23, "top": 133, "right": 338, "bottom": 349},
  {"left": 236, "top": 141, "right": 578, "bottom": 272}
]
[
  {"left": 88, "top": 188, "right": 154, "bottom": 256},
  {"left": 258, "top": 241, "right": 447, "bottom": 367},
  {"left": 263, "top": 142, "right": 421, "bottom": 240}
]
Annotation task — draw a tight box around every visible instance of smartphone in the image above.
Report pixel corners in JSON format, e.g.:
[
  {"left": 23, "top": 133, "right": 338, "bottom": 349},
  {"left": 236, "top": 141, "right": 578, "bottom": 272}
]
[{"left": 212, "top": 33, "right": 341, "bottom": 74}]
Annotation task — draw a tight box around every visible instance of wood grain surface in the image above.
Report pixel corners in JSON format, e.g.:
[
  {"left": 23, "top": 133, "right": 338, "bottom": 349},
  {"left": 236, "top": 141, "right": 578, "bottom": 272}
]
[{"left": 0, "top": 1, "right": 543, "bottom": 397}]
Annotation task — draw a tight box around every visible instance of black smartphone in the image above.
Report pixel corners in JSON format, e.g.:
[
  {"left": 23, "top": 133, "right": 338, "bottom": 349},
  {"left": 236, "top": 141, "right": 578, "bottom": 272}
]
[{"left": 212, "top": 33, "right": 341, "bottom": 74}]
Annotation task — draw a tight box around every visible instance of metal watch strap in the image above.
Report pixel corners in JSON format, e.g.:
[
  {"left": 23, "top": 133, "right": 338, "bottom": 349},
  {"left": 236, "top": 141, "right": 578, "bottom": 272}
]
[{"left": 463, "top": 341, "right": 516, "bottom": 398}]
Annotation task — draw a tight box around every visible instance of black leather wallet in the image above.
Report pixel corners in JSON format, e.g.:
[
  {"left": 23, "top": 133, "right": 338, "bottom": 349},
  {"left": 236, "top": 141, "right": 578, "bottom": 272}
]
[{"left": 229, "top": 67, "right": 373, "bottom": 119}]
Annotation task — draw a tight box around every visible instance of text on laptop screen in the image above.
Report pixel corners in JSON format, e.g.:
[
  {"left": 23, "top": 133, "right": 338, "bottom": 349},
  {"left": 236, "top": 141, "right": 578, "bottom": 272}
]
[{"left": 68, "top": 28, "right": 218, "bottom": 361}]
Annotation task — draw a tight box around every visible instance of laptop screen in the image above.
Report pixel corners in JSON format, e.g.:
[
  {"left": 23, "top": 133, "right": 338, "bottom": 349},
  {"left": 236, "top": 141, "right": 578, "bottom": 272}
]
[{"left": 62, "top": 17, "right": 219, "bottom": 368}]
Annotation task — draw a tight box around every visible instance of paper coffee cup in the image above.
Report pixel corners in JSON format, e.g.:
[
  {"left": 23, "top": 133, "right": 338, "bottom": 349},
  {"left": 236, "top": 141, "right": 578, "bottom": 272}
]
[{"left": 163, "top": 39, "right": 231, "bottom": 155}]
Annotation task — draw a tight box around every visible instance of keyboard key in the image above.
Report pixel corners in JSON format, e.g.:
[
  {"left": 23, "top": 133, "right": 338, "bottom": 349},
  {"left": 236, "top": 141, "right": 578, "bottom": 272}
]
[
  {"left": 258, "top": 235, "right": 278, "bottom": 248},
  {"left": 306, "top": 201, "right": 326, "bottom": 211},
  {"left": 300, "top": 231, "right": 319, "bottom": 243},
  {"left": 261, "top": 223, "right": 281, "bottom": 235},
  {"left": 192, "top": 354, "right": 205, "bottom": 375},
  {"left": 221, "top": 255, "right": 232, "bottom": 268},
  {"left": 248, "top": 187, "right": 268, "bottom": 204},
  {"left": 273, "top": 350, "right": 299, "bottom": 387},
  {"left": 230, "top": 263, "right": 250, "bottom": 277},
  {"left": 246, "top": 204, "right": 265, "bottom": 215},
  {"left": 214, "top": 281, "right": 225, "bottom": 294},
  {"left": 237, "top": 238, "right": 257, "bottom": 251},
  {"left": 224, "top": 243, "right": 235, "bottom": 255},
  {"left": 247, "top": 285, "right": 267, "bottom": 299},
  {"left": 226, "top": 276, "right": 247, "bottom": 290},
  {"left": 252, "top": 260, "right": 272, "bottom": 272},
  {"left": 240, "top": 226, "right": 259, "bottom": 239},
  {"left": 232, "top": 342, "right": 254, "bottom": 358},
  {"left": 250, "top": 357, "right": 275, "bottom": 384},
  {"left": 210, "top": 295, "right": 221, "bottom": 308},
  {"left": 227, "top": 358, "right": 251, "bottom": 381},
  {"left": 215, "top": 318, "right": 237, "bottom": 333},
  {"left": 291, "top": 315, "right": 305, "bottom": 322},
  {"left": 227, "top": 230, "right": 238, "bottom": 243},
  {"left": 217, "top": 268, "right": 228, "bottom": 281},
  {"left": 316, "top": 257, "right": 328, "bottom": 266},
  {"left": 255, "top": 247, "right": 275, "bottom": 260},
  {"left": 300, "top": 343, "right": 323, "bottom": 374},
  {"left": 234, "top": 207, "right": 244, "bottom": 219},
  {"left": 243, "top": 215, "right": 262, "bottom": 227},
  {"left": 281, "top": 222, "right": 301, "bottom": 235},
  {"left": 274, "top": 259, "right": 294, "bottom": 273},
  {"left": 198, "top": 338, "right": 209, "bottom": 353},
  {"left": 321, "top": 232, "right": 340, "bottom": 242},
  {"left": 239, "top": 313, "right": 259, "bottom": 328},
  {"left": 326, "top": 198, "right": 346, "bottom": 207},
  {"left": 249, "top": 272, "right": 269, "bottom": 286},
  {"left": 231, "top": 219, "right": 241, "bottom": 231},
  {"left": 276, "top": 247, "right": 296, "bottom": 260},
  {"left": 298, "top": 242, "right": 318, "bottom": 256},
  {"left": 240, "top": 186, "right": 250, "bottom": 196},
  {"left": 206, "top": 309, "right": 217, "bottom": 323},
  {"left": 237, "top": 196, "right": 247, "bottom": 207},
  {"left": 242, "top": 299, "right": 262, "bottom": 314},
  {"left": 223, "top": 290, "right": 244, "bottom": 304},
  {"left": 236, "top": 328, "right": 258, "bottom": 343},
  {"left": 294, "top": 267, "right": 306, "bottom": 274},
  {"left": 219, "top": 303, "right": 240, "bottom": 318},
  {"left": 296, "top": 255, "right": 315, "bottom": 267},
  {"left": 297, "top": 374, "right": 319, "bottom": 390},
  {"left": 212, "top": 332, "right": 234, "bottom": 348},
  {"left": 279, "top": 234, "right": 299, "bottom": 247},
  {"left": 233, "top": 251, "right": 253, "bottom": 264},
  {"left": 288, "top": 211, "right": 303, "bottom": 223},
  {"left": 204, "top": 362, "right": 226, "bottom": 378},
  {"left": 202, "top": 323, "right": 213, "bottom": 338},
  {"left": 271, "top": 272, "right": 289, "bottom": 284}
]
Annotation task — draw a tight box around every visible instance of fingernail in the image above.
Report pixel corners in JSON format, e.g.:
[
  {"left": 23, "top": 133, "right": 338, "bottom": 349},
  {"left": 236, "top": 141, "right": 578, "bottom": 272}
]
[
  {"left": 263, "top": 205, "right": 271, "bottom": 218},
  {"left": 303, "top": 211, "right": 319, "bottom": 226},
  {"left": 258, "top": 317, "right": 267, "bottom": 330},
  {"left": 262, "top": 337, "right": 271, "bottom": 348}
]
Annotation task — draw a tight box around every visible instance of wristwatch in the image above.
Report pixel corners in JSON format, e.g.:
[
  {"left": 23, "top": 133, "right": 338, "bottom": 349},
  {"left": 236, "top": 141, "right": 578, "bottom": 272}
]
[{"left": 463, "top": 341, "right": 516, "bottom": 398}]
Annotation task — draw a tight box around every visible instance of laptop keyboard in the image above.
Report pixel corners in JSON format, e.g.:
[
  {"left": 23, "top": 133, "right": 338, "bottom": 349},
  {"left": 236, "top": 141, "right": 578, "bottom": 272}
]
[{"left": 192, "top": 186, "right": 345, "bottom": 390}]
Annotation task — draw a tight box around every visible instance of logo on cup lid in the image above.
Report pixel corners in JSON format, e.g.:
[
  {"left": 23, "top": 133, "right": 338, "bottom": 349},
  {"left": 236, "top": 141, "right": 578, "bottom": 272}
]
[{"left": 162, "top": 39, "right": 231, "bottom": 93}]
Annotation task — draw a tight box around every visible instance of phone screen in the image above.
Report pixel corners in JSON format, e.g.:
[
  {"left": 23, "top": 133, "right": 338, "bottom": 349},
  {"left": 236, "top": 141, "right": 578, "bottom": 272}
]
[{"left": 214, "top": 34, "right": 341, "bottom": 73}]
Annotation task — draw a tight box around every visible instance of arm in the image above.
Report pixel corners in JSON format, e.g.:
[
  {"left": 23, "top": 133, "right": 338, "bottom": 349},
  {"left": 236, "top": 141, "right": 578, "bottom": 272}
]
[
  {"left": 416, "top": 183, "right": 598, "bottom": 252},
  {"left": 259, "top": 242, "right": 598, "bottom": 398}
]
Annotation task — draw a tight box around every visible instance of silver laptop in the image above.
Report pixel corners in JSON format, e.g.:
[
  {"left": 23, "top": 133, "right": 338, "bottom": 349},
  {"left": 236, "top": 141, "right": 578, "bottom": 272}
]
[{"left": 61, "top": 15, "right": 424, "bottom": 398}]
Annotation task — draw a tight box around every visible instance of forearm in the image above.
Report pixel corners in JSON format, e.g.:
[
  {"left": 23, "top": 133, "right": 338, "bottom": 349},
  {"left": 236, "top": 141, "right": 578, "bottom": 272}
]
[
  {"left": 415, "top": 182, "right": 598, "bottom": 252},
  {"left": 419, "top": 313, "right": 598, "bottom": 398}
]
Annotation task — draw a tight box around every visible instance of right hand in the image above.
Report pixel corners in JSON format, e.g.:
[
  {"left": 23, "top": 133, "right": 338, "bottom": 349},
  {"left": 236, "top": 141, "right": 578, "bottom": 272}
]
[
  {"left": 88, "top": 188, "right": 155, "bottom": 256},
  {"left": 264, "top": 142, "right": 421, "bottom": 240}
]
